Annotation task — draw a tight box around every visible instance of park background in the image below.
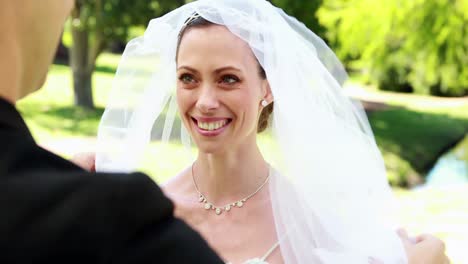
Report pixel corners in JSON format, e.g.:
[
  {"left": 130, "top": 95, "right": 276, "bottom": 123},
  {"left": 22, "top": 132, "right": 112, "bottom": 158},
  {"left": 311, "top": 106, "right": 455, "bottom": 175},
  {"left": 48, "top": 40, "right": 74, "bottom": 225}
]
[{"left": 17, "top": 0, "right": 468, "bottom": 263}]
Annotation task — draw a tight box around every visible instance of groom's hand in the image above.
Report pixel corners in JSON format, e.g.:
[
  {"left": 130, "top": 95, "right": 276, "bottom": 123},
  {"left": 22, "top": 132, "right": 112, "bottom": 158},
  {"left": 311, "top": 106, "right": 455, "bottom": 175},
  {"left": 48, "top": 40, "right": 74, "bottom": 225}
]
[
  {"left": 397, "top": 229, "right": 449, "bottom": 264},
  {"left": 71, "top": 152, "right": 96, "bottom": 172}
]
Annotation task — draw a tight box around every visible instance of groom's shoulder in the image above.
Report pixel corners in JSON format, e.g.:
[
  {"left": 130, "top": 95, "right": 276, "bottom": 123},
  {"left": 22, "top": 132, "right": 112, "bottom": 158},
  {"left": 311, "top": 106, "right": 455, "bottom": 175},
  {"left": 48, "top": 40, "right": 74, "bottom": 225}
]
[{"left": 0, "top": 134, "right": 172, "bottom": 226}]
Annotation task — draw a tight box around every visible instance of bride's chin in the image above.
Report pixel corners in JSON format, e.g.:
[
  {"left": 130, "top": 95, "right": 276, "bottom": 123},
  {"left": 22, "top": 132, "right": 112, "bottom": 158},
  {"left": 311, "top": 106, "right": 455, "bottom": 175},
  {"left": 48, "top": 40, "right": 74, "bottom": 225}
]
[{"left": 194, "top": 142, "right": 227, "bottom": 154}]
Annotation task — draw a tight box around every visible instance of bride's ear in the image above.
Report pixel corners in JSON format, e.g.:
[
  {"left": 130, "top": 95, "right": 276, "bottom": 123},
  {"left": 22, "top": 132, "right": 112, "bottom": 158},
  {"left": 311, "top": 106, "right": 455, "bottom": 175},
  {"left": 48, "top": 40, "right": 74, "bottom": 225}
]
[{"left": 262, "top": 80, "right": 274, "bottom": 103}]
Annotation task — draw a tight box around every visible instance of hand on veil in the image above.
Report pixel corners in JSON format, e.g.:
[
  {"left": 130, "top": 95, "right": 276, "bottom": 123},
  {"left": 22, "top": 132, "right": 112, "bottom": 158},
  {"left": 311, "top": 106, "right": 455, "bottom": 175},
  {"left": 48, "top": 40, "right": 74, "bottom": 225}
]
[
  {"left": 71, "top": 152, "right": 96, "bottom": 172},
  {"left": 397, "top": 229, "right": 450, "bottom": 264}
]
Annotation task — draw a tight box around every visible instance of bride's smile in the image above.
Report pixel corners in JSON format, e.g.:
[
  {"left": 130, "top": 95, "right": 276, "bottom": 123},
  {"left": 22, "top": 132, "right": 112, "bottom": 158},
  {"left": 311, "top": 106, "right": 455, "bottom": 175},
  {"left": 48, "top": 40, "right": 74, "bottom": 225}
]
[{"left": 192, "top": 116, "right": 232, "bottom": 135}]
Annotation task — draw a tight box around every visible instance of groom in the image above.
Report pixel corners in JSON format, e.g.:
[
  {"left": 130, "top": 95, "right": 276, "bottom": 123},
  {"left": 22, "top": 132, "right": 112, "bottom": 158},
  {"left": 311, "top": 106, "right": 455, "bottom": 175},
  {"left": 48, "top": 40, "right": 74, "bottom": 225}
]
[
  {"left": 0, "top": 0, "right": 449, "bottom": 264},
  {"left": 0, "top": 1, "right": 222, "bottom": 263}
]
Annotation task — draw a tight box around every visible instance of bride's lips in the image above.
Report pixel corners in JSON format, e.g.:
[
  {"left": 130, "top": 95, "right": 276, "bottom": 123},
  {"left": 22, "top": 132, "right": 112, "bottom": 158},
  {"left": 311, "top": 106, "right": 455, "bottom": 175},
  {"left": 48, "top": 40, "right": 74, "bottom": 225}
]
[{"left": 191, "top": 116, "right": 232, "bottom": 137}]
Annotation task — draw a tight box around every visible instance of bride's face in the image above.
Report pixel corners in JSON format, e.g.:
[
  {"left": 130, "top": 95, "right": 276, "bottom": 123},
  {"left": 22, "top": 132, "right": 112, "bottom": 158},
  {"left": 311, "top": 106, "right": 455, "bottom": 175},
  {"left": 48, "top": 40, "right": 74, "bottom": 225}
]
[{"left": 176, "top": 25, "right": 269, "bottom": 154}]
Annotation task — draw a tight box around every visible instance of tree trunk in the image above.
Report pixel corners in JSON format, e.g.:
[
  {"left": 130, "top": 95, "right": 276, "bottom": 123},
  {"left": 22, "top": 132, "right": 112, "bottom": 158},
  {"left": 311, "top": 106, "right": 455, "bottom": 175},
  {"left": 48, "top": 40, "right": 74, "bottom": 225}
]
[{"left": 70, "top": 10, "right": 94, "bottom": 109}]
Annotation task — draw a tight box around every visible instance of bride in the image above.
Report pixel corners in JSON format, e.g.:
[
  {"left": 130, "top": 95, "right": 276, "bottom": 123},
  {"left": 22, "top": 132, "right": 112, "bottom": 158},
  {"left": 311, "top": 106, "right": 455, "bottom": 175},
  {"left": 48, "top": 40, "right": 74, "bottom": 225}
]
[
  {"left": 166, "top": 14, "right": 279, "bottom": 263},
  {"left": 93, "top": 0, "right": 448, "bottom": 263}
]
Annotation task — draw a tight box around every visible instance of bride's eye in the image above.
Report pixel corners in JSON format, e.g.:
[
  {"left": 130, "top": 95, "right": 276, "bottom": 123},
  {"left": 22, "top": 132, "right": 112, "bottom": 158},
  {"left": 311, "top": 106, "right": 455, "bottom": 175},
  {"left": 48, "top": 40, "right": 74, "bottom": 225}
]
[
  {"left": 221, "top": 75, "right": 239, "bottom": 85},
  {"left": 179, "top": 73, "right": 195, "bottom": 84}
]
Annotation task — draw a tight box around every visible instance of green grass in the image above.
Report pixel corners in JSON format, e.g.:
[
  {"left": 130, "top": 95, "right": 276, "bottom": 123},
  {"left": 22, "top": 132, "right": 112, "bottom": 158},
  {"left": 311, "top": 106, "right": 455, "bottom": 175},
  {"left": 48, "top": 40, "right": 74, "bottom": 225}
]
[
  {"left": 17, "top": 54, "right": 117, "bottom": 140},
  {"left": 369, "top": 104, "right": 468, "bottom": 185},
  {"left": 371, "top": 108, "right": 468, "bottom": 172}
]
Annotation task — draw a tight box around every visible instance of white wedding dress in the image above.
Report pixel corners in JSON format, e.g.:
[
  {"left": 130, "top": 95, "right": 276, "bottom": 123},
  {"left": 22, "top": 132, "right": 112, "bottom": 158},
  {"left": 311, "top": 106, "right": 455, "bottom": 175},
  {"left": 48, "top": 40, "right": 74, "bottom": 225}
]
[{"left": 226, "top": 240, "right": 281, "bottom": 264}]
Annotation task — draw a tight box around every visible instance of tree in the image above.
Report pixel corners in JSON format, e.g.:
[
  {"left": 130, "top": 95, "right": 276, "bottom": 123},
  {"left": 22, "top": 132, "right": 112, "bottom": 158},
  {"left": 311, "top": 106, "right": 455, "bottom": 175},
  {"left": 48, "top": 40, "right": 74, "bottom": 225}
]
[
  {"left": 70, "top": 0, "right": 185, "bottom": 108},
  {"left": 269, "top": 0, "right": 325, "bottom": 37},
  {"left": 318, "top": 0, "right": 468, "bottom": 96}
]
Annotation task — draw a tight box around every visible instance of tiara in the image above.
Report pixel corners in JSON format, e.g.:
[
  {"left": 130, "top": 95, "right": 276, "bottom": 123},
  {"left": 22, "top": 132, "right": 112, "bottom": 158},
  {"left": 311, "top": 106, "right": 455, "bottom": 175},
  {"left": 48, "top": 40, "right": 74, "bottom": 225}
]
[
  {"left": 178, "top": 12, "right": 201, "bottom": 39},
  {"left": 184, "top": 12, "right": 201, "bottom": 26}
]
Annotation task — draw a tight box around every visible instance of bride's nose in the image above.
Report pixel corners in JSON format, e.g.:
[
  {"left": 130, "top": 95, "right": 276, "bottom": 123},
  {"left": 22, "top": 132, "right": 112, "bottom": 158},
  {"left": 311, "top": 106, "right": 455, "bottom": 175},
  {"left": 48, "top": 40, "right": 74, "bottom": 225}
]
[{"left": 196, "top": 86, "right": 219, "bottom": 113}]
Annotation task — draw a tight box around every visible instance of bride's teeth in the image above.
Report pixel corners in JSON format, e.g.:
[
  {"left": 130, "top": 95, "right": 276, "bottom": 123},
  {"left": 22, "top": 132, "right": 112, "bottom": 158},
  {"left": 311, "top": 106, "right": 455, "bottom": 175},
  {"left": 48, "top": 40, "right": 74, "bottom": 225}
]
[{"left": 197, "top": 120, "right": 228, "bottom": 131}]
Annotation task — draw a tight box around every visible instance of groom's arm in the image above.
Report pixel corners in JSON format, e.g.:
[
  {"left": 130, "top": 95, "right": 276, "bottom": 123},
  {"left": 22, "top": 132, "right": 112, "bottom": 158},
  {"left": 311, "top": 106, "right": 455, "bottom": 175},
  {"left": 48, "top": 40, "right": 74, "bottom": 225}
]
[
  {"left": 112, "top": 213, "right": 222, "bottom": 263},
  {"left": 102, "top": 172, "right": 224, "bottom": 263},
  {"left": 69, "top": 156, "right": 221, "bottom": 262}
]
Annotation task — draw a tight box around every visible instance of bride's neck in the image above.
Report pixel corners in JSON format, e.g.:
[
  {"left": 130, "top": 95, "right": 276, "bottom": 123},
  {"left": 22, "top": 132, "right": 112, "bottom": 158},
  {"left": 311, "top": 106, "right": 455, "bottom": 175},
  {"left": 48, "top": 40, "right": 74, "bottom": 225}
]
[{"left": 193, "top": 140, "right": 269, "bottom": 205}]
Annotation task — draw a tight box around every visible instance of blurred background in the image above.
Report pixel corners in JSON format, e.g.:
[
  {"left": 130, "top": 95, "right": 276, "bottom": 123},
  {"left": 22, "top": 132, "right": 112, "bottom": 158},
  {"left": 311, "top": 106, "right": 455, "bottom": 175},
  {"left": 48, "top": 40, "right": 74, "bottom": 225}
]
[{"left": 17, "top": 0, "right": 468, "bottom": 262}]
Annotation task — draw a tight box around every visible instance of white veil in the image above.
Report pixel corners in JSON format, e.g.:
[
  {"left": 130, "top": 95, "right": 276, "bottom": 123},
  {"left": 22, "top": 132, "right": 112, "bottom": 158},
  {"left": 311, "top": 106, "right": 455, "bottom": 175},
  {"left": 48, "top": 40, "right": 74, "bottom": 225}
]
[{"left": 96, "top": 0, "right": 407, "bottom": 263}]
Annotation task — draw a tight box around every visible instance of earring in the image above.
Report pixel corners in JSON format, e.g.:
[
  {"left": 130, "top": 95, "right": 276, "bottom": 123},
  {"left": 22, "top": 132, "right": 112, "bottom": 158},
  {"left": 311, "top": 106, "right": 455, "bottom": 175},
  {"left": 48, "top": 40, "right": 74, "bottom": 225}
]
[{"left": 261, "top": 99, "right": 268, "bottom": 107}]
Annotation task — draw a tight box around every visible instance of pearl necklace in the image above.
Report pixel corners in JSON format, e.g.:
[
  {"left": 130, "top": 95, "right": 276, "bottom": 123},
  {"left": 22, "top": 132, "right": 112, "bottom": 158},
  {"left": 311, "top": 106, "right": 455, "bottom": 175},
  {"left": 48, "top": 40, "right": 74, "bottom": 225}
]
[{"left": 191, "top": 164, "right": 270, "bottom": 215}]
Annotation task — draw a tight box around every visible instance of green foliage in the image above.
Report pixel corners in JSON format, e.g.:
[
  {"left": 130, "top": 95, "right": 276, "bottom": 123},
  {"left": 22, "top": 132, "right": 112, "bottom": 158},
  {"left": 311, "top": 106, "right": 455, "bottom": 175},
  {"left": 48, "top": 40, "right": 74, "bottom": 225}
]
[
  {"left": 72, "top": 0, "right": 325, "bottom": 43},
  {"left": 318, "top": 0, "right": 468, "bottom": 96},
  {"left": 68, "top": 0, "right": 186, "bottom": 108},
  {"left": 270, "top": 0, "right": 325, "bottom": 36},
  {"left": 72, "top": 0, "right": 183, "bottom": 43},
  {"left": 382, "top": 151, "right": 419, "bottom": 187}
]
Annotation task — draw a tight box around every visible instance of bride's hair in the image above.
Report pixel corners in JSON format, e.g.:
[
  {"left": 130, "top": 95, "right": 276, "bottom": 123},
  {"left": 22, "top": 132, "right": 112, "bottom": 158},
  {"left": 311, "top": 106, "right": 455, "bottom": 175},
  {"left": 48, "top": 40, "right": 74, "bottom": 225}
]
[{"left": 176, "top": 14, "right": 274, "bottom": 133}]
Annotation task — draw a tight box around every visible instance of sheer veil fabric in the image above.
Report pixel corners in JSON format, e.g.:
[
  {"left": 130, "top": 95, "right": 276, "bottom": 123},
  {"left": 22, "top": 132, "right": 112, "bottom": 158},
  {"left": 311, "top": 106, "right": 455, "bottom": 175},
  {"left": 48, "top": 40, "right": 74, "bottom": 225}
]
[{"left": 96, "top": 0, "right": 407, "bottom": 263}]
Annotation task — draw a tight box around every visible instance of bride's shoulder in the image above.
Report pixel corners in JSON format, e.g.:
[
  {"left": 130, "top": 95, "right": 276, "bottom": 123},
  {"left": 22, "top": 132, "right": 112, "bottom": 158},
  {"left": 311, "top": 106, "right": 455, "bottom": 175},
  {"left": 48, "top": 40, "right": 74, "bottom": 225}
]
[
  {"left": 160, "top": 167, "right": 192, "bottom": 198},
  {"left": 160, "top": 168, "right": 199, "bottom": 219}
]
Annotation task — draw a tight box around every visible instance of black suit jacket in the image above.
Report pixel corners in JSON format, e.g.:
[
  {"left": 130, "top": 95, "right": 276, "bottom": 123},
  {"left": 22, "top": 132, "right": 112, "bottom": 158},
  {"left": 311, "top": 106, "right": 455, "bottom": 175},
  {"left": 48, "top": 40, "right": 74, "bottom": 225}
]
[{"left": 0, "top": 97, "right": 222, "bottom": 263}]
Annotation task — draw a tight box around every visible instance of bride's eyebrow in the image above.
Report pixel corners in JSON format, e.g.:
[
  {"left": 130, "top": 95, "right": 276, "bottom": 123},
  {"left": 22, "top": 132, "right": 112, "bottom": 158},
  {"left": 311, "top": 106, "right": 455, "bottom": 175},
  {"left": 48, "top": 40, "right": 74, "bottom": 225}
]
[
  {"left": 177, "top": 66, "right": 198, "bottom": 73},
  {"left": 214, "top": 66, "right": 241, "bottom": 74},
  {"left": 176, "top": 65, "right": 242, "bottom": 74}
]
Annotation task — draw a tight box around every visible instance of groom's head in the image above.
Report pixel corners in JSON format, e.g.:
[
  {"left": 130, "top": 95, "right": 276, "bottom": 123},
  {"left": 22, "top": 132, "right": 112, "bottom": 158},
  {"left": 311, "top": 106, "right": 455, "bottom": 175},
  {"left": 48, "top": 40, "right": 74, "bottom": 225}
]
[{"left": 0, "top": 0, "right": 74, "bottom": 103}]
